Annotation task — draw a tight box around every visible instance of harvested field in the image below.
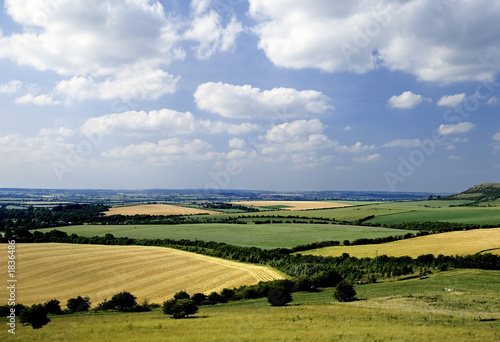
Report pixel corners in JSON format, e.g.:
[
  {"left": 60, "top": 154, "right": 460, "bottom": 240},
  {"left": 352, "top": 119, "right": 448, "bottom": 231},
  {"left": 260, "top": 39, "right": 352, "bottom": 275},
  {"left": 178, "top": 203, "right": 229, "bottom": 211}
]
[
  {"left": 104, "top": 204, "right": 221, "bottom": 216},
  {"left": 0, "top": 243, "right": 284, "bottom": 306},
  {"left": 231, "top": 201, "right": 352, "bottom": 211},
  {"left": 303, "top": 228, "right": 500, "bottom": 258}
]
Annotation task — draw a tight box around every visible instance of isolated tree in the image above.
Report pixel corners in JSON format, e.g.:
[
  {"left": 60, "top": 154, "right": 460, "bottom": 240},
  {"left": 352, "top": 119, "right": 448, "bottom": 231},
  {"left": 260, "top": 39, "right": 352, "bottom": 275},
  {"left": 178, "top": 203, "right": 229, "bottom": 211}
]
[
  {"left": 19, "top": 304, "right": 50, "bottom": 329},
  {"left": 43, "top": 299, "right": 62, "bottom": 315},
  {"left": 67, "top": 296, "right": 91, "bottom": 313},
  {"left": 162, "top": 299, "right": 198, "bottom": 319},
  {"left": 333, "top": 280, "right": 356, "bottom": 302},
  {"left": 110, "top": 291, "right": 137, "bottom": 311},
  {"left": 267, "top": 288, "right": 293, "bottom": 307}
]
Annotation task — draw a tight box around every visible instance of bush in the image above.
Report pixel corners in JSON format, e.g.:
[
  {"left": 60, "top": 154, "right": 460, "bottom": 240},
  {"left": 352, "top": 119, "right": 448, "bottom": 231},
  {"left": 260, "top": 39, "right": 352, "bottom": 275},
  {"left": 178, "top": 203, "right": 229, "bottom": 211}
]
[
  {"left": 43, "top": 299, "right": 62, "bottom": 315},
  {"left": 173, "top": 291, "right": 190, "bottom": 300},
  {"left": 19, "top": 304, "right": 50, "bottom": 329},
  {"left": 191, "top": 293, "right": 207, "bottom": 306},
  {"left": 333, "top": 280, "right": 356, "bottom": 302},
  {"left": 67, "top": 296, "right": 91, "bottom": 313},
  {"left": 162, "top": 299, "right": 198, "bottom": 319},
  {"left": 110, "top": 291, "right": 137, "bottom": 311},
  {"left": 267, "top": 288, "right": 292, "bottom": 307}
]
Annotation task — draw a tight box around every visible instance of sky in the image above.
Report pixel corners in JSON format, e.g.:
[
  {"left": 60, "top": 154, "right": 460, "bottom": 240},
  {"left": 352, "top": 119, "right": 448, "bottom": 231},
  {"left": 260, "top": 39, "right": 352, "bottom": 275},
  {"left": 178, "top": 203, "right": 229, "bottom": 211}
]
[{"left": 0, "top": 0, "right": 499, "bottom": 193}]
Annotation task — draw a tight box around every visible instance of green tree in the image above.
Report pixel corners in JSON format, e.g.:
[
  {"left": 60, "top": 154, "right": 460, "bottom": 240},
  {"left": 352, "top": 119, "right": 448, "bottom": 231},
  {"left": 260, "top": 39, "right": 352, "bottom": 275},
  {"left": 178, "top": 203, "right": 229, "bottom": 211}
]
[
  {"left": 191, "top": 293, "right": 207, "bottom": 306},
  {"left": 162, "top": 299, "right": 198, "bottom": 319},
  {"left": 67, "top": 296, "right": 91, "bottom": 313},
  {"left": 19, "top": 304, "right": 50, "bottom": 329},
  {"left": 333, "top": 280, "right": 356, "bottom": 302},
  {"left": 109, "top": 291, "right": 137, "bottom": 311},
  {"left": 173, "top": 291, "right": 190, "bottom": 300},
  {"left": 43, "top": 299, "right": 62, "bottom": 315},
  {"left": 267, "top": 288, "right": 292, "bottom": 307}
]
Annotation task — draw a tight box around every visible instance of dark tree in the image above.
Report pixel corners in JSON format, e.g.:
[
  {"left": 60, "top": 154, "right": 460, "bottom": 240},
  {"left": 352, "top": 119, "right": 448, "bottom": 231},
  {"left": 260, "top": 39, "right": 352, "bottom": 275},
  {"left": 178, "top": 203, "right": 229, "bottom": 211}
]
[
  {"left": 67, "top": 296, "right": 91, "bottom": 313},
  {"left": 19, "top": 304, "right": 51, "bottom": 329},
  {"left": 206, "top": 292, "right": 223, "bottom": 305},
  {"left": 333, "top": 280, "right": 356, "bottom": 302},
  {"left": 173, "top": 291, "right": 190, "bottom": 300},
  {"left": 110, "top": 291, "right": 137, "bottom": 311},
  {"left": 162, "top": 299, "right": 198, "bottom": 319},
  {"left": 43, "top": 299, "right": 62, "bottom": 315},
  {"left": 267, "top": 288, "right": 293, "bottom": 307},
  {"left": 191, "top": 293, "right": 207, "bottom": 306}
]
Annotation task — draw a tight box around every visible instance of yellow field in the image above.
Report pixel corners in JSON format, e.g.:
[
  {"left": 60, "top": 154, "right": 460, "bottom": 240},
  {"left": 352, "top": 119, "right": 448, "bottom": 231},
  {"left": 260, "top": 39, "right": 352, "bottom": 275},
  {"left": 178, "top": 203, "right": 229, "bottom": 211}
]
[
  {"left": 231, "top": 201, "right": 352, "bottom": 210},
  {"left": 0, "top": 243, "right": 284, "bottom": 306},
  {"left": 104, "top": 204, "right": 221, "bottom": 216},
  {"left": 303, "top": 228, "right": 500, "bottom": 258}
]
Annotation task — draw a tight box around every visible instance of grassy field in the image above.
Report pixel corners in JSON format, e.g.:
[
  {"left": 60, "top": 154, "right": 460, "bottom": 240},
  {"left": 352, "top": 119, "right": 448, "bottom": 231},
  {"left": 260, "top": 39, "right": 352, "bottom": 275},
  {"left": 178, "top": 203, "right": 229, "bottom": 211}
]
[
  {"left": 104, "top": 204, "right": 221, "bottom": 216},
  {"left": 234, "top": 200, "right": 500, "bottom": 226},
  {"left": 0, "top": 243, "right": 284, "bottom": 306},
  {"left": 302, "top": 228, "right": 500, "bottom": 258},
  {"left": 35, "top": 224, "right": 414, "bottom": 249},
  {"left": 231, "top": 201, "right": 353, "bottom": 210},
  {"left": 3, "top": 269, "right": 499, "bottom": 341}
]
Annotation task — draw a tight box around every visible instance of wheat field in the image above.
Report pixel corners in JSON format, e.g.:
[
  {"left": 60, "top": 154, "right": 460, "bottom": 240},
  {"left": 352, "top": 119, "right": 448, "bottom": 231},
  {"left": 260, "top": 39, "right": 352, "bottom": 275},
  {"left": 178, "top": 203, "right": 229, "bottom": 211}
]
[
  {"left": 303, "top": 228, "right": 500, "bottom": 258},
  {"left": 104, "top": 204, "right": 221, "bottom": 216},
  {"left": 0, "top": 243, "right": 284, "bottom": 306},
  {"left": 231, "top": 201, "right": 352, "bottom": 210}
]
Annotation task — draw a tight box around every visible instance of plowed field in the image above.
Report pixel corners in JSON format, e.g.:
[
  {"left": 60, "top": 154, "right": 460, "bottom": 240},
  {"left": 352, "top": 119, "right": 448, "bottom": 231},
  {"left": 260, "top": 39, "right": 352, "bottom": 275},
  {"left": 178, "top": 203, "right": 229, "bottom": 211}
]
[{"left": 104, "top": 204, "right": 221, "bottom": 216}]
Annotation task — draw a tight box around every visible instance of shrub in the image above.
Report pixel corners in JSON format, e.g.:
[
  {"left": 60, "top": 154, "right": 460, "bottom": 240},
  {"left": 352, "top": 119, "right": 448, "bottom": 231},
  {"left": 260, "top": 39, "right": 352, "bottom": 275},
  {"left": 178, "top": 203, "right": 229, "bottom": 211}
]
[
  {"left": 43, "top": 299, "right": 62, "bottom": 315},
  {"left": 19, "top": 304, "right": 50, "bottom": 329},
  {"left": 191, "top": 293, "right": 207, "bottom": 306},
  {"left": 333, "top": 280, "right": 356, "bottom": 302},
  {"left": 173, "top": 291, "right": 190, "bottom": 300},
  {"left": 267, "top": 288, "right": 292, "bottom": 307},
  {"left": 162, "top": 299, "right": 198, "bottom": 319},
  {"left": 67, "top": 296, "right": 91, "bottom": 313}
]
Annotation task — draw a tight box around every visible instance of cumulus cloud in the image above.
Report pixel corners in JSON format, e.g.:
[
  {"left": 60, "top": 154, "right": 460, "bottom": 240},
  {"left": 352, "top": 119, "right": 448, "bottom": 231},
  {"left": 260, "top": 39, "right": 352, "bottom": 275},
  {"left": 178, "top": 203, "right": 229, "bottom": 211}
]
[
  {"left": 487, "top": 97, "right": 499, "bottom": 105},
  {"left": 0, "top": 0, "right": 243, "bottom": 103},
  {"left": 438, "top": 122, "right": 475, "bottom": 135},
  {"left": 388, "top": 91, "right": 426, "bottom": 109},
  {"left": 336, "top": 142, "right": 376, "bottom": 153},
  {"left": 81, "top": 109, "right": 259, "bottom": 136},
  {"left": 248, "top": 0, "right": 500, "bottom": 83},
  {"left": 353, "top": 153, "right": 382, "bottom": 163},
  {"left": 194, "top": 82, "right": 333, "bottom": 118},
  {"left": 493, "top": 131, "right": 500, "bottom": 141},
  {"left": 437, "top": 93, "right": 466, "bottom": 107},
  {"left": 0, "top": 79, "right": 22, "bottom": 93},
  {"left": 382, "top": 139, "right": 421, "bottom": 148}
]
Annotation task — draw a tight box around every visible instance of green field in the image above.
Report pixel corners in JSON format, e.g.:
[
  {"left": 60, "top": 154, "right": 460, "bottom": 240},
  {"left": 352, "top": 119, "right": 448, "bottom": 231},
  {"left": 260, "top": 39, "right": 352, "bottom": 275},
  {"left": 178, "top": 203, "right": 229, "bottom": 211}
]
[
  {"left": 4, "top": 270, "right": 499, "bottom": 341},
  {"left": 234, "top": 200, "right": 500, "bottom": 226},
  {"left": 36, "top": 224, "right": 414, "bottom": 249}
]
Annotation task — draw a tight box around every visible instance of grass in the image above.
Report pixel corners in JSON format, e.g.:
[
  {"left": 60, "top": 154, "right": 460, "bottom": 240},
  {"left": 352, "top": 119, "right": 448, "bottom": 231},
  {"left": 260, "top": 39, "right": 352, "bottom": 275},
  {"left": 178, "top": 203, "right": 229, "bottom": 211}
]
[
  {"left": 0, "top": 243, "right": 284, "bottom": 306},
  {"left": 4, "top": 269, "right": 500, "bottom": 341},
  {"left": 35, "top": 224, "right": 414, "bottom": 249},
  {"left": 302, "top": 228, "right": 500, "bottom": 258}
]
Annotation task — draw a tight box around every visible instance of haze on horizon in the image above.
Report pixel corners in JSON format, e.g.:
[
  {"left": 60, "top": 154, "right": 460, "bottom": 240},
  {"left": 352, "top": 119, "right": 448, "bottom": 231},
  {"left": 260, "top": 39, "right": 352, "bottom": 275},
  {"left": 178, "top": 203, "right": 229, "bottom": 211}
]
[{"left": 0, "top": 0, "right": 499, "bottom": 193}]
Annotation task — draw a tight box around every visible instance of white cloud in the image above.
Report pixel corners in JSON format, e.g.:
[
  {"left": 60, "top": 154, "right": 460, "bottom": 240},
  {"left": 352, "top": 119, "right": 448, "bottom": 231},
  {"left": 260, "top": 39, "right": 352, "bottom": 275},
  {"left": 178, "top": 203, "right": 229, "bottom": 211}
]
[
  {"left": 0, "top": 79, "right": 22, "bottom": 93},
  {"left": 248, "top": 0, "right": 500, "bottom": 83},
  {"left": 493, "top": 131, "right": 500, "bottom": 141},
  {"left": 81, "top": 109, "right": 260, "bottom": 136},
  {"left": 353, "top": 153, "right": 382, "bottom": 163},
  {"left": 0, "top": 0, "right": 243, "bottom": 103},
  {"left": 336, "top": 142, "right": 376, "bottom": 153},
  {"left": 184, "top": 0, "right": 243, "bottom": 59},
  {"left": 194, "top": 82, "right": 333, "bottom": 118},
  {"left": 447, "top": 155, "right": 462, "bottom": 160},
  {"left": 487, "top": 97, "right": 499, "bottom": 105},
  {"left": 228, "top": 138, "right": 245, "bottom": 149},
  {"left": 382, "top": 139, "right": 421, "bottom": 148},
  {"left": 388, "top": 91, "right": 425, "bottom": 109},
  {"left": 437, "top": 93, "right": 466, "bottom": 107},
  {"left": 102, "top": 138, "right": 222, "bottom": 163},
  {"left": 438, "top": 122, "right": 475, "bottom": 135}
]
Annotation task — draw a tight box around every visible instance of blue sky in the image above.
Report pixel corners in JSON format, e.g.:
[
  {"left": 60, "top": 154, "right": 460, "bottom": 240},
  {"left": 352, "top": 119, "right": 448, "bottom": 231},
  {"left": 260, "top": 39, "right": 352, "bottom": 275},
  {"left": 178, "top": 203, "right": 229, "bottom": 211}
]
[{"left": 0, "top": 0, "right": 499, "bottom": 192}]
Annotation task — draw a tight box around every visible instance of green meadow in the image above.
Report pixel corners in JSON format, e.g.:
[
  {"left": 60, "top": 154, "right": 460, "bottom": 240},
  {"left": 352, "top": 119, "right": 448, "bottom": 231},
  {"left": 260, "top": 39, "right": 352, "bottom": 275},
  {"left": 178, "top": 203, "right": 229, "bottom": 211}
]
[{"left": 35, "top": 224, "right": 414, "bottom": 249}]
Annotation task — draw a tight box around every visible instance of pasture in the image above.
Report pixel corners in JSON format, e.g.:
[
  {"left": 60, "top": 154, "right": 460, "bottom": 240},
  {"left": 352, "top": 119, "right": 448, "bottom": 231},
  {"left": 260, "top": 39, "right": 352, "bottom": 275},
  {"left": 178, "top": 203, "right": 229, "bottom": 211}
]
[
  {"left": 104, "top": 204, "right": 221, "bottom": 216},
  {"left": 231, "top": 200, "right": 353, "bottom": 210},
  {"left": 303, "top": 228, "right": 500, "bottom": 258},
  {"left": 3, "top": 269, "right": 499, "bottom": 341},
  {"left": 35, "top": 224, "right": 414, "bottom": 249},
  {"left": 0, "top": 243, "right": 284, "bottom": 306}
]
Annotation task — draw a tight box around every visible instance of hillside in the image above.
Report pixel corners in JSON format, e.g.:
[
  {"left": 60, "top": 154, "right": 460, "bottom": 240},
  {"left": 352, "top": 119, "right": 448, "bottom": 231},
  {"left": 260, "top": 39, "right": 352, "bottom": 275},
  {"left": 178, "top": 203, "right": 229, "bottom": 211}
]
[{"left": 446, "top": 183, "right": 500, "bottom": 203}]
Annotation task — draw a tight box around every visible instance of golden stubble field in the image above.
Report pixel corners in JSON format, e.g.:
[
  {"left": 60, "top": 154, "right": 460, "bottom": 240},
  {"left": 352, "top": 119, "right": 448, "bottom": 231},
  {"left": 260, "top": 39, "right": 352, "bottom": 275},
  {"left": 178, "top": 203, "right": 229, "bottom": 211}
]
[
  {"left": 0, "top": 243, "right": 285, "bottom": 306},
  {"left": 104, "top": 204, "right": 221, "bottom": 216},
  {"left": 304, "top": 228, "right": 500, "bottom": 258},
  {"left": 231, "top": 201, "right": 353, "bottom": 210}
]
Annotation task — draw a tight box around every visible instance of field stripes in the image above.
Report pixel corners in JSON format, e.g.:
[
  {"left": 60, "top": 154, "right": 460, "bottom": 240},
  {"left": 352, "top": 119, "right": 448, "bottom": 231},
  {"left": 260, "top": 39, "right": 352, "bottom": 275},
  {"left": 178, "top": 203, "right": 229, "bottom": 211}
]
[
  {"left": 0, "top": 243, "right": 285, "bottom": 306},
  {"left": 104, "top": 204, "right": 221, "bottom": 216},
  {"left": 304, "top": 228, "right": 500, "bottom": 258}
]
